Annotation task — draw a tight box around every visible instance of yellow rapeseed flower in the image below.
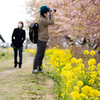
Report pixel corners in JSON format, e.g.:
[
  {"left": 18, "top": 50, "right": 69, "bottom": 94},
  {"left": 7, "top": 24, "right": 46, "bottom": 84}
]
[
  {"left": 98, "top": 83, "right": 100, "bottom": 86},
  {"left": 81, "top": 85, "right": 93, "bottom": 95},
  {"left": 90, "top": 89, "right": 100, "bottom": 97},
  {"left": 89, "top": 79, "right": 95, "bottom": 85},
  {"left": 80, "top": 93, "right": 88, "bottom": 99},
  {"left": 90, "top": 50, "right": 95, "bottom": 56},
  {"left": 56, "top": 45, "right": 59, "bottom": 48},
  {"left": 95, "top": 98, "right": 99, "bottom": 100},
  {"left": 88, "top": 58, "right": 96, "bottom": 66},
  {"left": 84, "top": 50, "right": 89, "bottom": 55},
  {"left": 90, "top": 72, "right": 97, "bottom": 79},
  {"left": 67, "top": 72, "right": 72, "bottom": 79},
  {"left": 88, "top": 65, "right": 96, "bottom": 71},
  {"left": 74, "top": 86, "right": 79, "bottom": 91},
  {"left": 71, "top": 58, "right": 77, "bottom": 64},
  {"left": 97, "top": 77, "right": 100, "bottom": 81},
  {"left": 77, "top": 58, "right": 83, "bottom": 63},
  {"left": 71, "top": 91, "right": 80, "bottom": 100},
  {"left": 66, "top": 80, "right": 72, "bottom": 88},
  {"left": 77, "top": 81, "right": 83, "bottom": 87},
  {"left": 97, "top": 63, "right": 100, "bottom": 70}
]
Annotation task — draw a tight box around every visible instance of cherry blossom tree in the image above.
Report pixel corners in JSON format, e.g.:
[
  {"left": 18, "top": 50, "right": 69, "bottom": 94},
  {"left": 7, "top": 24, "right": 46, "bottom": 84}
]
[
  {"left": 48, "top": 0, "right": 100, "bottom": 43},
  {"left": 25, "top": 0, "right": 100, "bottom": 47}
]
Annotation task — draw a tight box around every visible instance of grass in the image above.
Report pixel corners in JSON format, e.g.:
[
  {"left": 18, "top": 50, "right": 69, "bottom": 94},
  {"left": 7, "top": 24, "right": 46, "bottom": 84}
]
[
  {"left": 0, "top": 48, "right": 55, "bottom": 100},
  {"left": 0, "top": 48, "right": 13, "bottom": 62},
  {"left": 0, "top": 48, "right": 27, "bottom": 72},
  {"left": 0, "top": 65, "right": 55, "bottom": 100}
]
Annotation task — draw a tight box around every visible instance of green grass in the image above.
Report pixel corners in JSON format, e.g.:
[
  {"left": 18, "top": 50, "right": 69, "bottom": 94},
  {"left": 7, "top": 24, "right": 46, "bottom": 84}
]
[
  {"left": 0, "top": 48, "right": 13, "bottom": 62},
  {"left": 0, "top": 49, "right": 55, "bottom": 100},
  {"left": 0, "top": 65, "right": 55, "bottom": 100},
  {"left": 0, "top": 48, "right": 27, "bottom": 72}
]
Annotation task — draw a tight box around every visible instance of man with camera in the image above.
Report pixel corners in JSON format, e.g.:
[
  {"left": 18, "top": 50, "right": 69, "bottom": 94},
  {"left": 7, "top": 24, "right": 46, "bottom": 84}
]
[{"left": 32, "top": 5, "right": 56, "bottom": 73}]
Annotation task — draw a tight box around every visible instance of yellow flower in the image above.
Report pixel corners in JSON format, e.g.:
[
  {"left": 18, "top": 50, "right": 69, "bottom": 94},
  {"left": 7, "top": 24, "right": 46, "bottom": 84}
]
[
  {"left": 71, "top": 91, "right": 80, "bottom": 100},
  {"left": 89, "top": 79, "right": 95, "bottom": 85},
  {"left": 88, "top": 58, "right": 96, "bottom": 66},
  {"left": 66, "top": 80, "right": 72, "bottom": 88},
  {"left": 56, "top": 68, "right": 59, "bottom": 72},
  {"left": 71, "top": 58, "right": 77, "bottom": 64},
  {"left": 47, "top": 63, "right": 50, "bottom": 65},
  {"left": 64, "top": 63, "right": 72, "bottom": 70},
  {"left": 81, "top": 85, "right": 93, "bottom": 95},
  {"left": 77, "top": 81, "right": 83, "bottom": 87},
  {"left": 67, "top": 72, "right": 72, "bottom": 79},
  {"left": 80, "top": 93, "right": 88, "bottom": 99},
  {"left": 90, "top": 89, "right": 100, "bottom": 97},
  {"left": 88, "top": 65, "right": 96, "bottom": 71},
  {"left": 56, "top": 45, "right": 59, "bottom": 47},
  {"left": 90, "top": 72, "right": 97, "bottom": 79},
  {"left": 97, "top": 63, "right": 100, "bottom": 70},
  {"left": 90, "top": 50, "right": 95, "bottom": 56},
  {"left": 97, "top": 77, "right": 100, "bottom": 81},
  {"left": 95, "top": 98, "right": 99, "bottom": 100},
  {"left": 78, "top": 58, "right": 83, "bottom": 63},
  {"left": 61, "top": 93, "right": 64, "bottom": 98},
  {"left": 74, "top": 86, "right": 79, "bottom": 91},
  {"left": 84, "top": 50, "right": 89, "bottom": 55},
  {"left": 98, "top": 83, "right": 100, "bottom": 86}
]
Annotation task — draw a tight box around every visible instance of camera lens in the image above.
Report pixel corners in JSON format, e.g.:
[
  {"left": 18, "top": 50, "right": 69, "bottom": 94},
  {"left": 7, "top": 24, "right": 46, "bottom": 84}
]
[{"left": 53, "top": 9, "right": 56, "bottom": 12}]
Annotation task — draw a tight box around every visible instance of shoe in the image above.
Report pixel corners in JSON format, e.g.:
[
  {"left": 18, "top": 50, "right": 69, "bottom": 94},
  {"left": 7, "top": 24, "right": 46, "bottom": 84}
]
[
  {"left": 14, "top": 62, "right": 17, "bottom": 68},
  {"left": 39, "top": 70, "right": 43, "bottom": 73},
  {"left": 18, "top": 62, "right": 22, "bottom": 68},
  {"left": 32, "top": 69, "right": 39, "bottom": 73}
]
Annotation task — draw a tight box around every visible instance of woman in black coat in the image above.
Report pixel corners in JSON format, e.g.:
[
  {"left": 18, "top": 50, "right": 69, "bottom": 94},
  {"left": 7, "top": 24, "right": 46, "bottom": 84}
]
[{"left": 11, "top": 21, "right": 26, "bottom": 68}]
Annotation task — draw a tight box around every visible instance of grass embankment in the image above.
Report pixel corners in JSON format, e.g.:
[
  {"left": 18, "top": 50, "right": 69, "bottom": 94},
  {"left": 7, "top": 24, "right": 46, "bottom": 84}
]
[
  {"left": 0, "top": 48, "right": 14, "bottom": 72},
  {"left": 25, "top": 47, "right": 100, "bottom": 100},
  {"left": 0, "top": 66, "right": 55, "bottom": 100},
  {"left": 0, "top": 48, "right": 13, "bottom": 61},
  {"left": 0, "top": 48, "right": 55, "bottom": 100}
]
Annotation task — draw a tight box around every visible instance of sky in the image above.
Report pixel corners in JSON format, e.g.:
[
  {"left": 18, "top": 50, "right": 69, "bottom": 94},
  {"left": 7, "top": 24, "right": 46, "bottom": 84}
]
[{"left": 0, "top": 0, "right": 30, "bottom": 43}]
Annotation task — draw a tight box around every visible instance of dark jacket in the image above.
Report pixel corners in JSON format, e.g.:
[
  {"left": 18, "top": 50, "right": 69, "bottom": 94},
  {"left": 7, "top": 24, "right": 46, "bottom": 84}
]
[{"left": 12, "top": 28, "right": 26, "bottom": 49}]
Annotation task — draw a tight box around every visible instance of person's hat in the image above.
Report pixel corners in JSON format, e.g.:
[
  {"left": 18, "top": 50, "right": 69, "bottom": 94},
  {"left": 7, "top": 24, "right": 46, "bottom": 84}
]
[{"left": 39, "top": 5, "right": 50, "bottom": 13}]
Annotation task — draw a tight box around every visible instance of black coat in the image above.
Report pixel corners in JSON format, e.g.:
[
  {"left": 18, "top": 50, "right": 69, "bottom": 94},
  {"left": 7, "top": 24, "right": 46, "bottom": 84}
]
[{"left": 12, "top": 28, "right": 26, "bottom": 49}]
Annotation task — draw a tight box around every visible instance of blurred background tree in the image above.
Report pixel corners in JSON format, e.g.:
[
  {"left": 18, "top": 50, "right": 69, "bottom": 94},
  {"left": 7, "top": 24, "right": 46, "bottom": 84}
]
[{"left": 25, "top": 0, "right": 100, "bottom": 48}]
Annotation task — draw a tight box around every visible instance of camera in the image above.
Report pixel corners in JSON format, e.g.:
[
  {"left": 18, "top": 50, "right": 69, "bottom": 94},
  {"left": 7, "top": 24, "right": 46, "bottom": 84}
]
[{"left": 49, "top": 9, "right": 56, "bottom": 12}]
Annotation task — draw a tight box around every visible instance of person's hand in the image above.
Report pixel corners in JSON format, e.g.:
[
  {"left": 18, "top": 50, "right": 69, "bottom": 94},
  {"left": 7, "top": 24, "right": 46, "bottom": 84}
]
[{"left": 51, "top": 11, "right": 55, "bottom": 15}]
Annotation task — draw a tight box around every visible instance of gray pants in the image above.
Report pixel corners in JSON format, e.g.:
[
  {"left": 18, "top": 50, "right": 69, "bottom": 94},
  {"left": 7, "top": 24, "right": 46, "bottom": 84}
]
[{"left": 33, "top": 40, "right": 47, "bottom": 70}]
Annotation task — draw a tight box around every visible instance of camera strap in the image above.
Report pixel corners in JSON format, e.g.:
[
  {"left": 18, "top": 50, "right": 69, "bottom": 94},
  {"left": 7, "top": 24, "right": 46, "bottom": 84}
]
[{"left": 38, "top": 18, "right": 45, "bottom": 35}]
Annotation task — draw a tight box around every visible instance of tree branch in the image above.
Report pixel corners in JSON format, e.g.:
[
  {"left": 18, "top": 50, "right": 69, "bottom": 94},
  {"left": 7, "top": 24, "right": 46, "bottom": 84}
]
[{"left": 83, "top": 0, "right": 94, "bottom": 11}]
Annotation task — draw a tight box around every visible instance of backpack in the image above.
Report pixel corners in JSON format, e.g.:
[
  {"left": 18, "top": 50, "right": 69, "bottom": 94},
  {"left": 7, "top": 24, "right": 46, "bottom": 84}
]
[{"left": 29, "top": 23, "right": 38, "bottom": 44}]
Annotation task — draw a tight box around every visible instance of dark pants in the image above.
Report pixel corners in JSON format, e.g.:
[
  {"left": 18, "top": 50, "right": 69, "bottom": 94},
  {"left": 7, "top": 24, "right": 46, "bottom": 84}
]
[
  {"left": 13, "top": 48, "right": 23, "bottom": 63},
  {"left": 33, "top": 40, "right": 47, "bottom": 70}
]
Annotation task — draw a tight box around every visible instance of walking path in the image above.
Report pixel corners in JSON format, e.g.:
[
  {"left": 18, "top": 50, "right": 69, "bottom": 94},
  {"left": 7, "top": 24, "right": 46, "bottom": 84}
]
[
  {"left": 0, "top": 51, "right": 55, "bottom": 100},
  {"left": 0, "top": 52, "right": 33, "bottom": 79}
]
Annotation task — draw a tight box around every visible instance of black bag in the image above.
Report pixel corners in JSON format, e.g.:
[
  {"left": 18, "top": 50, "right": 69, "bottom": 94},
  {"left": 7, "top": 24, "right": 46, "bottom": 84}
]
[
  {"left": 29, "top": 23, "right": 38, "bottom": 44},
  {"left": 11, "top": 42, "right": 14, "bottom": 47}
]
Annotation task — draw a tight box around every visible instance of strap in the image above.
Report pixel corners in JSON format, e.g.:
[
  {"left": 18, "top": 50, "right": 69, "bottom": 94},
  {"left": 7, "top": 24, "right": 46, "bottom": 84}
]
[
  {"left": 38, "top": 18, "right": 45, "bottom": 35},
  {"left": 15, "top": 29, "right": 23, "bottom": 40},
  {"left": 18, "top": 30, "right": 23, "bottom": 36},
  {"left": 39, "top": 27, "right": 44, "bottom": 35}
]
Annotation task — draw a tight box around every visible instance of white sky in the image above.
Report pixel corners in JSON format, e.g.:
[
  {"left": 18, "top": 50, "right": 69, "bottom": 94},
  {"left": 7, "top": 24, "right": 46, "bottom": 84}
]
[{"left": 0, "top": 0, "right": 30, "bottom": 43}]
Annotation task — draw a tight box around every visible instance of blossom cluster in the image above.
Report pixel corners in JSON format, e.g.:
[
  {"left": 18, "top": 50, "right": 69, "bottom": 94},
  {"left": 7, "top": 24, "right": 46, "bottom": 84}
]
[
  {"left": 45, "top": 48, "right": 100, "bottom": 100},
  {"left": 25, "top": 47, "right": 100, "bottom": 100}
]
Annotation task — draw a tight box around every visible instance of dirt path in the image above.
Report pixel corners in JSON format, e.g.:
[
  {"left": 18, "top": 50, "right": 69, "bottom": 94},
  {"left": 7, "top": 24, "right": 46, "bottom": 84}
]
[
  {"left": 0, "top": 51, "right": 55, "bottom": 100},
  {"left": 0, "top": 52, "right": 33, "bottom": 79}
]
